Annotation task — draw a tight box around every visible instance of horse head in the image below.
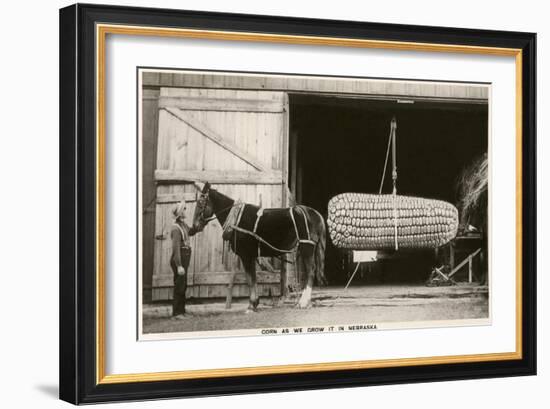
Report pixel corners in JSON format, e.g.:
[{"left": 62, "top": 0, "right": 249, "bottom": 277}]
[{"left": 192, "top": 182, "right": 214, "bottom": 232}]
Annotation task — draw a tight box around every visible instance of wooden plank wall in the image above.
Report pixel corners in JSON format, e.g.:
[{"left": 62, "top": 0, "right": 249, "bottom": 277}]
[
  {"left": 151, "top": 88, "right": 288, "bottom": 301},
  {"left": 141, "top": 88, "right": 160, "bottom": 303},
  {"left": 142, "top": 71, "right": 489, "bottom": 102}
]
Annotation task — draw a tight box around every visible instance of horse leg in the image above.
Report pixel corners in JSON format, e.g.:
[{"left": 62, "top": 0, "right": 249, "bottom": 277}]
[
  {"left": 242, "top": 256, "right": 259, "bottom": 312},
  {"left": 297, "top": 246, "right": 315, "bottom": 309},
  {"left": 296, "top": 207, "right": 326, "bottom": 308},
  {"left": 280, "top": 256, "right": 290, "bottom": 302}
]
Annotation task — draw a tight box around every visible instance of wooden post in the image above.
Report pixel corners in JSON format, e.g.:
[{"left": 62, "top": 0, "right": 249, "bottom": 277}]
[
  {"left": 448, "top": 248, "right": 481, "bottom": 279},
  {"left": 468, "top": 255, "right": 473, "bottom": 283},
  {"left": 434, "top": 267, "right": 451, "bottom": 282},
  {"left": 450, "top": 242, "right": 455, "bottom": 270},
  {"left": 225, "top": 271, "right": 236, "bottom": 309}
]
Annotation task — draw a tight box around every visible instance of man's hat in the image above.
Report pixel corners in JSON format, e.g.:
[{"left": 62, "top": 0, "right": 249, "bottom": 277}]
[{"left": 172, "top": 200, "right": 186, "bottom": 219}]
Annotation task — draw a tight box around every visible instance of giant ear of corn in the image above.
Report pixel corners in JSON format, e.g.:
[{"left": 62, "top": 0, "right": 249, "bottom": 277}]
[{"left": 327, "top": 193, "right": 458, "bottom": 250}]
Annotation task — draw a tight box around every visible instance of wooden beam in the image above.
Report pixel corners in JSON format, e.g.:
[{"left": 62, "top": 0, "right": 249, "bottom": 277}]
[
  {"left": 448, "top": 248, "right": 482, "bottom": 278},
  {"left": 152, "top": 271, "right": 280, "bottom": 287},
  {"left": 155, "top": 169, "right": 283, "bottom": 185},
  {"left": 281, "top": 93, "right": 289, "bottom": 206},
  {"left": 468, "top": 255, "right": 473, "bottom": 283},
  {"left": 195, "top": 271, "right": 280, "bottom": 285},
  {"left": 162, "top": 107, "right": 267, "bottom": 172},
  {"left": 152, "top": 283, "right": 281, "bottom": 301},
  {"left": 156, "top": 192, "right": 197, "bottom": 204},
  {"left": 434, "top": 267, "right": 451, "bottom": 281},
  {"left": 159, "top": 96, "right": 284, "bottom": 113},
  {"left": 143, "top": 72, "right": 489, "bottom": 101},
  {"left": 450, "top": 241, "right": 455, "bottom": 270}
]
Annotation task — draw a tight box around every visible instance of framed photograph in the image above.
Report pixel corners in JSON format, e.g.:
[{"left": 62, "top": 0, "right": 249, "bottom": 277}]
[{"left": 59, "top": 3, "right": 536, "bottom": 404}]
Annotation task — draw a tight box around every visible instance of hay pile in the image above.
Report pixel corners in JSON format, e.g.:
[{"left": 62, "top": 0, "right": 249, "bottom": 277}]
[{"left": 456, "top": 153, "right": 488, "bottom": 231}]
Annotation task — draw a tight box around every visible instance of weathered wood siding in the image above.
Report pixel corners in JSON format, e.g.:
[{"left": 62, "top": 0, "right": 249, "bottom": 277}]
[
  {"left": 152, "top": 88, "right": 289, "bottom": 301},
  {"left": 141, "top": 88, "right": 160, "bottom": 303},
  {"left": 143, "top": 71, "right": 489, "bottom": 102}
]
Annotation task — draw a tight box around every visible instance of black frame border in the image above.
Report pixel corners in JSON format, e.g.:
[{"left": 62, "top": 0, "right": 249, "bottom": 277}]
[{"left": 59, "top": 3, "right": 536, "bottom": 404}]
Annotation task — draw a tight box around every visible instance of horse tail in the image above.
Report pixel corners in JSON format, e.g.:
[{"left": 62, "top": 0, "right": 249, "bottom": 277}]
[{"left": 311, "top": 209, "right": 327, "bottom": 286}]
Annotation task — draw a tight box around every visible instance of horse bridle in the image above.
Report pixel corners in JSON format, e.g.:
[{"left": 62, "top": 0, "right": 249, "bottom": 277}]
[
  {"left": 196, "top": 191, "right": 237, "bottom": 228},
  {"left": 196, "top": 192, "right": 216, "bottom": 227}
]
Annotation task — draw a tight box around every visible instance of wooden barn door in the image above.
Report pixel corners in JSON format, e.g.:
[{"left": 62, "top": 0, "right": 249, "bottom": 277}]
[{"left": 152, "top": 88, "right": 290, "bottom": 301}]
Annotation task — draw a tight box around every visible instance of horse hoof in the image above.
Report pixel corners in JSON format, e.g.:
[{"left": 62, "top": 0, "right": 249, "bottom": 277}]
[
  {"left": 296, "top": 301, "right": 311, "bottom": 309},
  {"left": 245, "top": 307, "right": 257, "bottom": 314}
]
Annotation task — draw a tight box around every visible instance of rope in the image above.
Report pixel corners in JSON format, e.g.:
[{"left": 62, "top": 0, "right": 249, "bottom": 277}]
[
  {"left": 378, "top": 122, "right": 393, "bottom": 194},
  {"left": 344, "top": 262, "right": 361, "bottom": 291},
  {"left": 378, "top": 117, "right": 399, "bottom": 250},
  {"left": 393, "top": 192, "right": 398, "bottom": 250},
  {"left": 230, "top": 226, "right": 298, "bottom": 254},
  {"left": 296, "top": 206, "right": 311, "bottom": 239},
  {"left": 391, "top": 117, "right": 398, "bottom": 250},
  {"left": 329, "top": 260, "right": 360, "bottom": 306},
  {"left": 253, "top": 208, "right": 264, "bottom": 258},
  {"left": 289, "top": 208, "right": 300, "bottom": 242},
  {"left": 295, "top": 206, "right": 315, "bottom": 245}
]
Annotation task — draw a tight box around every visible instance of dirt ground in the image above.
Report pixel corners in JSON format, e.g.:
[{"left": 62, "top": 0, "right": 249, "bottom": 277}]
[{"left": 142, "top": 284, "right": 489, "bottom": 335}]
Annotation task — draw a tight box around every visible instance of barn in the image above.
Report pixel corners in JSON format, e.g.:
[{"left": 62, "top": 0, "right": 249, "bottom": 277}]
[{"left": 141, "top": 70, "right": 488, "bottom": 303}]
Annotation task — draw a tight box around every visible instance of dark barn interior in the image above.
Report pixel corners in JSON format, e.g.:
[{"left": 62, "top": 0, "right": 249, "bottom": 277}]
[{"left": 289, "top": 93, "right": 488, "bottom": 285}]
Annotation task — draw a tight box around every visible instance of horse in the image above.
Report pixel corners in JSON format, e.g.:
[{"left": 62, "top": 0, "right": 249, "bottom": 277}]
[{"left": 192, "top": 182, "right": 326, "bottom": 311}]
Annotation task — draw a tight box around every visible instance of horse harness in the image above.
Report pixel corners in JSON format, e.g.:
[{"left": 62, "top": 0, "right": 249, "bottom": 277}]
[
  {"left": 173, "top": 223, "right": 191, "bottom": 249},
  {"left": 222, "top": 203, "right": 315, "bottom": 256}
]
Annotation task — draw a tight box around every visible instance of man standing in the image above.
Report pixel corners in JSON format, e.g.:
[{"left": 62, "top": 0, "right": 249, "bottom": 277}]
[{"left": 170, "top": 200, "right": 196, "bottom": 318}]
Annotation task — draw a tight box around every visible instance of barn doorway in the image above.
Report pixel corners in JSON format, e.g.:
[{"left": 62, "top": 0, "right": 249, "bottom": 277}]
[{"left": 288, "top": 93, "right": 488, "bottom": 285}]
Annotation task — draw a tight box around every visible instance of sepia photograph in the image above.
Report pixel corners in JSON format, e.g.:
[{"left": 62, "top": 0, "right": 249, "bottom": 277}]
[{"left": 138, "top": 68, "right": 490, "bottom": 339}]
